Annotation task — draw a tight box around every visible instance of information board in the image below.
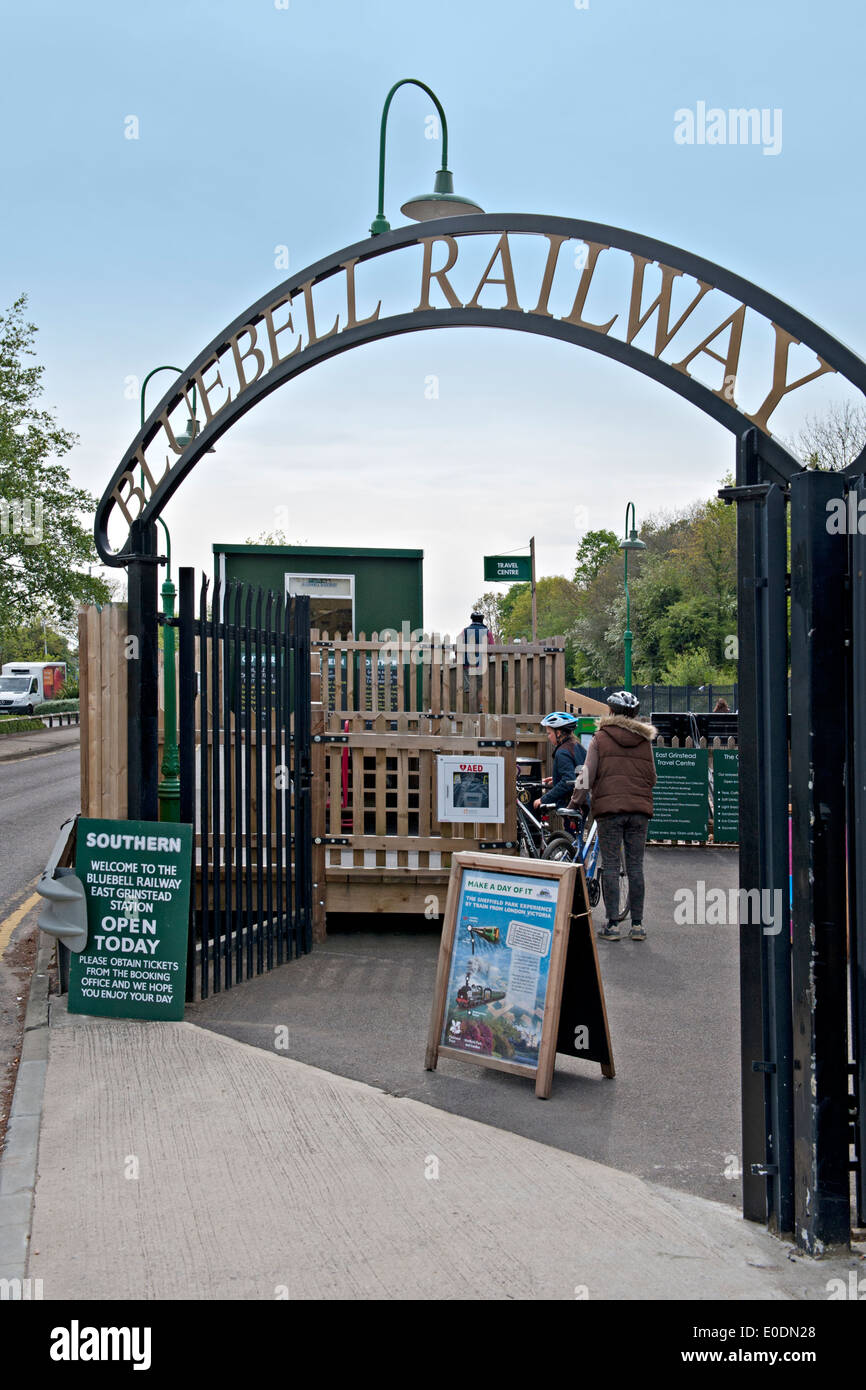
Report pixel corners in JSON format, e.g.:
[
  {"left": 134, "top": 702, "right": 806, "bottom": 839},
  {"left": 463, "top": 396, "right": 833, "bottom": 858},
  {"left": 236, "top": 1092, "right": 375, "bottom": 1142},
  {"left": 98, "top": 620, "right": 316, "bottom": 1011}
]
[
  {"left": 712, "top": 748, "right": 739, "bottom": 843},
  {"left": 67, "top": 818, "right": 193, "bottom": 1021},
  {"left": 425, "top": 853, "right": 613, "bottom": 1097},
  {"left": 483, "top": 554, "right": 532, "bottom": 582},
  {"left": 648, "top": 747, "right": 709, "bottom": 842}
]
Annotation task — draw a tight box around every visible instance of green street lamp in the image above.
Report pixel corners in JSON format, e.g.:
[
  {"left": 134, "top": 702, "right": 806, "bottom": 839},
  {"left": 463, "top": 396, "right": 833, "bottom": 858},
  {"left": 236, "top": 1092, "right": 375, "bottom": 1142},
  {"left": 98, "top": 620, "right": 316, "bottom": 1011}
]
[
  {"left": 619, "top": 501, "right": 647, "bottom": 693},
  {"left": 139, "top": 366, "right": 204, "bottom": 822},
  {"left": 370, "top": 78, "right": 483, "bottom": 236}
]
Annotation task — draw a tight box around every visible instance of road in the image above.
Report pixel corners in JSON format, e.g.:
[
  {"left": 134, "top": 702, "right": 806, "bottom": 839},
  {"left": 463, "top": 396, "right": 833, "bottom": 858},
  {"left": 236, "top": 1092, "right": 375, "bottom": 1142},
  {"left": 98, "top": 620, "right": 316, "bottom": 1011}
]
[
  {"left": 0, "top": 741, "right": 80, "bottom": 913},
  {"left": 0, "top": 737, "right": 80, "bottom": 1149}
]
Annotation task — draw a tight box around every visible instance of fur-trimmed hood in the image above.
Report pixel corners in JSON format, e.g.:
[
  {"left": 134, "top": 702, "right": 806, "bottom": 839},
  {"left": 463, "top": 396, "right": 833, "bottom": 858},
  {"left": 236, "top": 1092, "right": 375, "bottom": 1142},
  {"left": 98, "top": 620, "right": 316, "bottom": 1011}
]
[{"left": 598, "top": 714, "right": 657, "bottom": 744}]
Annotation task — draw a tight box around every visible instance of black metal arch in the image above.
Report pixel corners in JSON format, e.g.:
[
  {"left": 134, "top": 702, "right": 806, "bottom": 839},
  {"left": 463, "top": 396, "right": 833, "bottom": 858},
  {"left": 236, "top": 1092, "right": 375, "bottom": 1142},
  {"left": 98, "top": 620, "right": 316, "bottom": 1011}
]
[{"left": 95, "top": 212, "right": 866, "bottom": 563}]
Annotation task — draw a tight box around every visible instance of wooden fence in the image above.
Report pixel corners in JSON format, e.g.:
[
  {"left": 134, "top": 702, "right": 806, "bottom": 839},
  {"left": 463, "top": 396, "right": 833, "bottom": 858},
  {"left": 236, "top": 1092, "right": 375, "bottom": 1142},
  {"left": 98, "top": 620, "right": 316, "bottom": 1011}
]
[
  {"left": 77, "top": 603, "right": 564, "bottom": 922},
  {"left": 316, "top": 712, "right": 518, "bottom": 914},
  {"left": 311, "top": 630, "right": 566, "bottom": 718},
  {"left": 78, "top": 603, "right": 128, "bottom": 819}
]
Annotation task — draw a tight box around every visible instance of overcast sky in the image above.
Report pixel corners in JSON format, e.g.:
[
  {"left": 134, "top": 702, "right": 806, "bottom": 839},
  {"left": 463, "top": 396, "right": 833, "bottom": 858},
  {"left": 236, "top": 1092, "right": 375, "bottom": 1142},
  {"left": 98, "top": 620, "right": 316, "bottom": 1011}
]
[{"left": 3, "top": 0, "right": 864, "bottom": 631}]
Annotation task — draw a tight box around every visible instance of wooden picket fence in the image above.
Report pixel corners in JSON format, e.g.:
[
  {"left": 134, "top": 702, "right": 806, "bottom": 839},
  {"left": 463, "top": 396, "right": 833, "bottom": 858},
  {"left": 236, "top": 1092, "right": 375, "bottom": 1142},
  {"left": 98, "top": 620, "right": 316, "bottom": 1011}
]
[
  {"left": 311, "top": 629, "right": 566, "bottom": 718},
  {"left": 655, "top": 736, "right": 738, "bottom": 749}
]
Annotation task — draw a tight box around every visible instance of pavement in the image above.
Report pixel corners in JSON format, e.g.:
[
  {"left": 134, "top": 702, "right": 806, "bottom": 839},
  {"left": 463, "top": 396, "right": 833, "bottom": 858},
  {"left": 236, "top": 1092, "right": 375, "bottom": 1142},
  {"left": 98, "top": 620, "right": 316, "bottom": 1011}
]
[
  {"left": 0, "top": 944, "right": 859, "bottom": 1300},
  {"left": 6, "top": 995, "right": 859, "bottom": 1301},
  {"left": 191, "top": 847, "right": 746, "bottom": 1207},
  {"left": 1, "top": 839, "right": 863, "bottom": 1302},
  {"left": 0, "top": 723, "right": 80, "bottom": 764}
]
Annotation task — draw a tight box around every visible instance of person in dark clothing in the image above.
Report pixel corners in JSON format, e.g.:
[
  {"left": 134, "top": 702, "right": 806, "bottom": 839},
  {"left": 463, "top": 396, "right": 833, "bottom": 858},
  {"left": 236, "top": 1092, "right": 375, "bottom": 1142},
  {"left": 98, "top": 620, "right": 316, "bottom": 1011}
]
[
  {"left": 534, "top": 711, "right": 586, "bottom": 812},
  {"left": 459, "top": 610, "right": 493, "bottom": 712},
  {"left": 567, "top": 689, "right": 656, "bottom": 943}
]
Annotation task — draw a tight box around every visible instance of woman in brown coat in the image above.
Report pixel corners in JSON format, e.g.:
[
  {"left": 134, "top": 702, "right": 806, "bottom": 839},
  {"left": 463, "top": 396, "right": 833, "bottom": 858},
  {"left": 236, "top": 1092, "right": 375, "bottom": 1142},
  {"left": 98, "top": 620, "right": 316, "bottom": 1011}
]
[{"left": 569, "top": 689, "right": 657, "bottom": 943}]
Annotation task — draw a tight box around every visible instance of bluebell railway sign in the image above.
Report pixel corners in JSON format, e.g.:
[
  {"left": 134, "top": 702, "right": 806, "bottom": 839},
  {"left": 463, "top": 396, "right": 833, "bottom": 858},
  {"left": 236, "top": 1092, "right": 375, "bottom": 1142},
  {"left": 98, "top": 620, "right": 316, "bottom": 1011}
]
[{"left": 94, "top": 213, "right": 866, "bottom": 565}]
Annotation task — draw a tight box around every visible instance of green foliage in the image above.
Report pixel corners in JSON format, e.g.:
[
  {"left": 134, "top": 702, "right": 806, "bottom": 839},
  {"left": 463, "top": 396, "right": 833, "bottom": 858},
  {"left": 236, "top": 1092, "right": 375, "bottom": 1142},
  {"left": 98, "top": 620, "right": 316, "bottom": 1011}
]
[
  {"left": 0, "top": 619, "right": 77, "bottom": 671},
  {"left": 469, "top": 592, "right": 503, "bottom": 637},
  {"left": 60, "top": 677, "right": 79, "bottom": 698},
  {"left": 35, "top": 698, "right": 79, "bottom": 713},
  {"left": 565, "top": 487, "right": 738, "bottom": 685},
  {"left": 497, "top": 575, "right": 585, "bottom": 683},
  {"left": 658, "top": 647, "right": 732, "bottom": 686},
  {"left": 499, "top": 575, "right": 581, "bottom": 642},
  {"left": 0, "top": 296, "right": 110, "bottom": 641},
  {"left": 0, "top": 716, "right": 45, "bottom": 735},
  {"left": 497, "top": 582, "right": 530, "bottom": 635},
  {"left": 573, "top": 529, "right": 620, "bottom": 588}
]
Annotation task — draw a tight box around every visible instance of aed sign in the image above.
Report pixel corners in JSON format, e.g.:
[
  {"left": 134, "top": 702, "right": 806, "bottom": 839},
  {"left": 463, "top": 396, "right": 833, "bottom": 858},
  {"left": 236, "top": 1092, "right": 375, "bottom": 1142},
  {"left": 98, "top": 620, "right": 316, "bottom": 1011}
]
[
  {"left": 437, "top": 755, "right": 505, "bottom": 823},
  {"left": 67, "top": 817, "right": 193, "bottom": 1021},
  {"left": 484, "top": 555, "right": 532, "bottom": 583}
]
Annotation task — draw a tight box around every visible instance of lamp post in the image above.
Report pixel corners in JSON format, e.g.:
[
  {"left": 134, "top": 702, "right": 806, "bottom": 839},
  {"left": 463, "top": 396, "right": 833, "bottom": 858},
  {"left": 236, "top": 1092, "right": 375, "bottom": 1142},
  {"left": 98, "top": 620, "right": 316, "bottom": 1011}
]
[
  {"left": 370, "top": 79, "right": 483, "bottom": 236},
  {"left": 619, "top": 501, "right": 647, "bottom": 693},
  {"left": 139, "top": 367, "right": 201, "bottom": 822}
]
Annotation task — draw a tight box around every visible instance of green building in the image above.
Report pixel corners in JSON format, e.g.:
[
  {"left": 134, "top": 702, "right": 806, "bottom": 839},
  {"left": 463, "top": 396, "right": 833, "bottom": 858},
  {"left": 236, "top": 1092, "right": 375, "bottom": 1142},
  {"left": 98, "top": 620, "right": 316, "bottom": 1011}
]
[{"left": 213, "top": 544, "right": 424, "bottom": 635}]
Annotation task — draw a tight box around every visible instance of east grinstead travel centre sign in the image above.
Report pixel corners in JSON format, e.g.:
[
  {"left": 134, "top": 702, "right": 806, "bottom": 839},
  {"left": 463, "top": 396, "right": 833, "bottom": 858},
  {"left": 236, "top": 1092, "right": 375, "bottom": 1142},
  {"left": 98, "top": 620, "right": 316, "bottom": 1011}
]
[{"left": 94, "top": 214, "right": 866, "bottom": 564}]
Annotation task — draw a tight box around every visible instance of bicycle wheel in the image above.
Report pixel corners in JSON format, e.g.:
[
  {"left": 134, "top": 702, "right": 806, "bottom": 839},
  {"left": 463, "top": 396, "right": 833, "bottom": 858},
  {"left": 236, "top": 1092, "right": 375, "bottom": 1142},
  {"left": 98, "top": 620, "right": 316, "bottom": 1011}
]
[
  {"left": 610, "top": 845, "right": 630, "bottom": 923},
  {"left": 542, "top": 835, "right": 576, "bottom": 862}
]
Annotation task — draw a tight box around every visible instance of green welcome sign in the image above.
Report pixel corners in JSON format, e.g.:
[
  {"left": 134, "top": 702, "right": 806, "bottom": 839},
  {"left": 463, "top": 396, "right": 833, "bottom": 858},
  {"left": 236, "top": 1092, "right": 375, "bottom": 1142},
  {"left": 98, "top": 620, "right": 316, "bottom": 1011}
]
[
  {"left": 484, "top": 554, "right": 532, "bottom": 582},
  {"left": 68, "top": 818, "right": 193, "bottom": 1021}
]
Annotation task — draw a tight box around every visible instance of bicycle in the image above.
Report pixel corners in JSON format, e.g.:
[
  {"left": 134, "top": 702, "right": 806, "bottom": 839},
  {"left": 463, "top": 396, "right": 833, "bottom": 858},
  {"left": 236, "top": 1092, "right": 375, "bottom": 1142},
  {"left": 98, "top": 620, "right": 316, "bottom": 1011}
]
[
  {"left": 516, "top": 797, "right": 550, "bottom": 858},
  {"left": 542, "top": 809, "right": 630, "bottom": 923},
  {"left": 515, "top": 775, "right": 556, "bottom": 858}
]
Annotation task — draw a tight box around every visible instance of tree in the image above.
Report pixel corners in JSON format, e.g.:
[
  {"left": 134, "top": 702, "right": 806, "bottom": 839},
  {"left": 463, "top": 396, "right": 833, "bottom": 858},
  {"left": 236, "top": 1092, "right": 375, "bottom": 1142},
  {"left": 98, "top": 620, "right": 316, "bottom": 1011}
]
[
  {"left": 497, "top": 582, "right": 530, "bottom": 635},
  {"left": 666, "top": 495, "right": 737, "bottom": 668},
  {"left": 0, "top": 296, "right": 109, "bottom": 641},
  {"left": 659, "top": 646, "right": 729, "bottom": 686},
  {"left": 243, "top": 529, "right": 308, "bottom": 544},
  {"left": 789, "top": 400, "right": 866, "bottom": 472},
  {"left": 499, "top": 575, "right": 581, "bottom": 642},
  {"left": 469, "top": 592, "right": 503, "bottom": 638},
  {"left": 0, "top": 621, "right": 77, "bottom": 672},
  {"left": 573, "top": 529, "right": 620, "bottom": 589},
  {"left": 566, "top": 487, "right": 738, "bottom": 684}
]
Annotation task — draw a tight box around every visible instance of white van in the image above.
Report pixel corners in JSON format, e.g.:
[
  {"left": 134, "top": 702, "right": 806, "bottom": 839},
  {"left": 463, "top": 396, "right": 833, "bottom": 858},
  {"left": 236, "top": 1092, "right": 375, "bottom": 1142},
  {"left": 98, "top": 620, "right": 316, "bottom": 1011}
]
[{"left": 0, "top": 661, "right": 67, "bottom": 714}]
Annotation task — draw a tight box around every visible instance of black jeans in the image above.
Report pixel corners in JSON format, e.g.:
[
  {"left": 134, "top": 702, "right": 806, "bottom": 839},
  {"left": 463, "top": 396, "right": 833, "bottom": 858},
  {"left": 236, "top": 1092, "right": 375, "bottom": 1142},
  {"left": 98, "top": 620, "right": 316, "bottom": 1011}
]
[{"left": 595, "top": 812, "right": 649, "bottom": 923}]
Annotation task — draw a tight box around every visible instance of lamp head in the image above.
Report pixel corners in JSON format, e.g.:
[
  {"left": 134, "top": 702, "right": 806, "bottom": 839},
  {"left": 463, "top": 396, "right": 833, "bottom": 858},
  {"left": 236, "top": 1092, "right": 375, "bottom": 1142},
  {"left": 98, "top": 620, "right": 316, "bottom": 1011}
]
[
  {"left": 400, "top": 168, "right": 483, "bottom": 223},
  {"left": 619, "top": 529, "right": 647, "bottom": 552},
  {"left": 176, "top": 416, "right": 198, "bottom": 449}
]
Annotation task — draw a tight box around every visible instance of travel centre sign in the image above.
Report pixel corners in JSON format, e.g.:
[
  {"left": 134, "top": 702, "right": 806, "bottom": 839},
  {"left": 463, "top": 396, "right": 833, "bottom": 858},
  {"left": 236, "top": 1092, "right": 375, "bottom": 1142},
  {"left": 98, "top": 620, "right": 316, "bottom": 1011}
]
[{"left": 95, "top": 214, "right": 866, "bottom": 562}]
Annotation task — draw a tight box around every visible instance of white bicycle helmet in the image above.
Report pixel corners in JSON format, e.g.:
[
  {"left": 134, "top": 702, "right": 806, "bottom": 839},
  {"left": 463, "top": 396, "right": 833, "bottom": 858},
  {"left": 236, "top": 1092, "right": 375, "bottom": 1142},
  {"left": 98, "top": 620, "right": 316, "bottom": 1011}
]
[
  {"left": 606, "top": 690, "right": 640, "bottom": 714},
  {"left": 541, "top": 711, "right": 578, "bottom": 729}
]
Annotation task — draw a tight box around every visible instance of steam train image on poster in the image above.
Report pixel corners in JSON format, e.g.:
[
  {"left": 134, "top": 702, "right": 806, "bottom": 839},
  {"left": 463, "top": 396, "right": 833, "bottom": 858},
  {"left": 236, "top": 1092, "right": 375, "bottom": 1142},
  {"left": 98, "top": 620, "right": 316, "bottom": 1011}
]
[{"left": 455, "top": 974, "right": 506, "bottom": 1011}]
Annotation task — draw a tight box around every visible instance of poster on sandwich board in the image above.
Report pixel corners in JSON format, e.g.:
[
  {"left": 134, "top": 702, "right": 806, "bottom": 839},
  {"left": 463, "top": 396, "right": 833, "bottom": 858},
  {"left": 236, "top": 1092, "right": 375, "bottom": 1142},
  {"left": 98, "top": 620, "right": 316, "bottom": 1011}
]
[{"left": 425, "top": 852, "right": 614, "bottom": 1098}]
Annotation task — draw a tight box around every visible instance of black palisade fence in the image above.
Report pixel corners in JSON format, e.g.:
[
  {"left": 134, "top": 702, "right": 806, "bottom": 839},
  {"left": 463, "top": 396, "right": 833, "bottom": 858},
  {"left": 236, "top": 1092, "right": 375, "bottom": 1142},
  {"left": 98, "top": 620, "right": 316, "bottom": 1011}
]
[{"left": 177, "top": 571, "right": 312, "bottom": 998}]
